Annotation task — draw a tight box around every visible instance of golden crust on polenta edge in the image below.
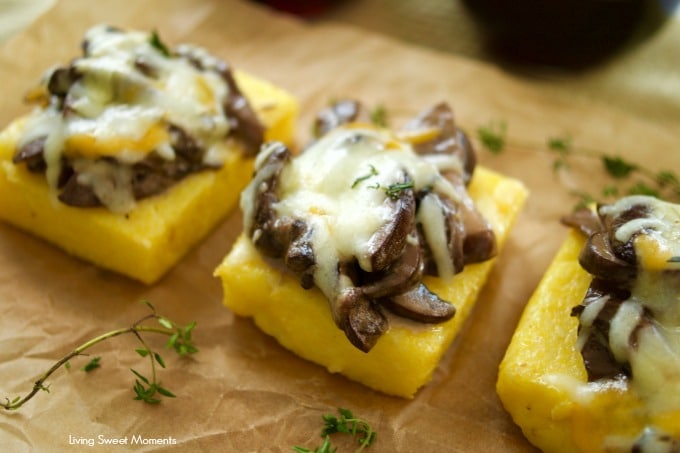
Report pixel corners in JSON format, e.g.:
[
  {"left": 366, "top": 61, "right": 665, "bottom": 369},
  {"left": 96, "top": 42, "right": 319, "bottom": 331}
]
[
  {"left": 215, "top": 100, "right": 528, "bottom": 397},
  {"left": 497, "top": 196, "right": 680, "bottom": 452},
  {"left": 0, "top": 25, "right": 298, "bottom": 284}
]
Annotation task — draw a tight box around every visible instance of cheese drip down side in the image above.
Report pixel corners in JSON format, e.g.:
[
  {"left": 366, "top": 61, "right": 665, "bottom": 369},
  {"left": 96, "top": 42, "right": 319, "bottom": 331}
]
[
  {"left": 241, "top": 117, "right": 497, "bottom": 352},
  {"left": 13, "top": 24, "right": 264, "bottom": 213},
  {"left": 565, "top": 195, "right": 680, "bottom": 449}
]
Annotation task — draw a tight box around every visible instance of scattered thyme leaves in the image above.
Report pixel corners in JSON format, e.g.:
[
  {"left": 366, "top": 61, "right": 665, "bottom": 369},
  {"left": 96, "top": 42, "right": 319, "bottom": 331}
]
[
  {"left": 81, "top": 356, "right": 101, "bottom": 373},
  {"left": 294, "top": 408, "right": 376, "bottom": 453},
  {"left": 149, "top": 29, "right": 171, "bottom": 57},
  {"left": 476, "top": 121, "right": 507, "bottom": 154},
  {"left": 351, "top": 165, "right": 379, "bottom": 188},
  {"left": 475, "top": 119, "right": 680, "bottom": 209},
  {"left": 2, "top": 300, "right": 197, "bottom": 411}
]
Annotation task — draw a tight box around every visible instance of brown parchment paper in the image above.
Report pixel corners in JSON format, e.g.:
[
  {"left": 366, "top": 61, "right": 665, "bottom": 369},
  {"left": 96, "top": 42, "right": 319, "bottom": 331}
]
[{"left": 0, "top": 1, "right": 678, "bottom": 451}]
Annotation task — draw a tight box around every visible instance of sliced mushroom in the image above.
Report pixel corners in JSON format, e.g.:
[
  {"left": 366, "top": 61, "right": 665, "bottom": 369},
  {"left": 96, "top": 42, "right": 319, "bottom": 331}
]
[
  {"left": 13, "top": 137, "right": 47, "bottom": 172},
  {"left": 245, "top": 142, "right": 293, "bottom": 258},
  {"left": 367, "top": 172, "right": 416, "bottom": 272},
  {"left": 380, "top": 282, "right": 455, "bottom": 324},
  {"left": 360, "top": 232, "right": 423, "bottom": 299},
  {"left": 218, "top": 63, "right": 265, "bottom": 156},
  {"left": 313, "top": 99, "right": 367, "bottom": 138},
  {"left": 561, "top": 207, "right": 603, "bottom": 237},
  {"left": 402, "top": 102, "right": 477, "bottom": 185},
  {"left": 579, "top": 231, "right": 637, "bottom": 284},
  {"left": 333, "top": 286, "right": 388, "bottom": 352}
]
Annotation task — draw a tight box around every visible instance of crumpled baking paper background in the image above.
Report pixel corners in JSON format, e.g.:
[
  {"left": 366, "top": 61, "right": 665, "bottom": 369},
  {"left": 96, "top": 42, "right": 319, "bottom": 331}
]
[{"left": 0, "top": 0, "right": 677, "bottom": 451}]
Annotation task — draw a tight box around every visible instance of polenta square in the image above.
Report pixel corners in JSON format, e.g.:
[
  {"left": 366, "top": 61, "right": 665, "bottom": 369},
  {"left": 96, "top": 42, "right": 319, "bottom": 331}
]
[
  {"left": 497, "top": 197, "right": 680, "bottom": 452},
  {"left": 0, "top": 26, "right": 298, "bottom": 284},
  {"left": 215, "top": 106, "right": 527, "bottom": 398}
]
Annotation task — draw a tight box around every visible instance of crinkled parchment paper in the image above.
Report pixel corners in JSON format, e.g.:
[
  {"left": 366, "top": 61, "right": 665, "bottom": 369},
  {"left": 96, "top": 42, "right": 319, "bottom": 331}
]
[{"left": 0, "top": 0, "right": 677, "bottom": 451}]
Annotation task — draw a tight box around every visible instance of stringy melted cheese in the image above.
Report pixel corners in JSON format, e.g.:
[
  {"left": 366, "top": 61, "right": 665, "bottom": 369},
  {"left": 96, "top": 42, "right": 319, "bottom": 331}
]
[
  {"left": 245, "top": 126, "right": 463, "bottom": 303},
  {"left": 17, "top": 25, "right": 233, "bottom": 213}
]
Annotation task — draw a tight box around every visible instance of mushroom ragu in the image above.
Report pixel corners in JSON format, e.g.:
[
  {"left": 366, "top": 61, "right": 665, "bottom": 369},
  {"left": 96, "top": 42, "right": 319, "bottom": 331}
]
[{"left": 240, "top": 100, "right": 497, "bottom": 352}]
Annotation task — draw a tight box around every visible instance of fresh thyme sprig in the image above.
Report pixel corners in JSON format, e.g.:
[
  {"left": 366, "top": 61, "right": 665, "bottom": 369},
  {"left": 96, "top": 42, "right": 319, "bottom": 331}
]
[
  {"left": 293, "top": 407, "right": 377, "bottom": 453},
  {"left": 475, "top": 121, "right": 680, "bottom": 208},
  {"left": 2, "top": 300, "right": 197, "bottom": 410}
]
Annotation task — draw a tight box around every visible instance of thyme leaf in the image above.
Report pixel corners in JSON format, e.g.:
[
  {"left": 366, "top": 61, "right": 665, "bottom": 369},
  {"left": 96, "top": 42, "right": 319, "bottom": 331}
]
[
  {"left": 149, "top": 29, "right": 171, "bottom": 57},
  {"left": 384, "top": 181, "right": 414, "bottom": 199},
  {"left": 476, "top": 121, "right": 507, "bottom": 154},
  {"left": 351, "top": 165, "right": 379, "bottom": 188},
  {"left": 81, "top": 356, "right": 101, "bottom": 373},
  {"left": 602, "top": 155, "right": 637, "bottom": 179},
  {"left": 668, "top": 256, "right": 680, "bottom": 263},
  {"left": 370, "top": 105, "right": 388, "bottom": 128}
]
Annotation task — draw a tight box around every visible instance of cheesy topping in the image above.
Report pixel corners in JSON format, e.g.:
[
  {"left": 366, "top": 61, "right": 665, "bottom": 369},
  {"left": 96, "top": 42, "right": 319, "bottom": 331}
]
[
  {"left": 570, "top": 196, "right": 680, "bottom": 448},
  {"left": 255, "top": 126, "right": 462, "bottom": 301},
  {"left": 14, "top": 25, "right": 257, "bottom": 213}
]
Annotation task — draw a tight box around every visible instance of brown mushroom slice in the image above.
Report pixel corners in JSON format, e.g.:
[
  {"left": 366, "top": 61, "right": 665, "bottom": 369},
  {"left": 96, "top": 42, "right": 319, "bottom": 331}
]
[
  {"left": 402, "top": 102, "right": 477, "bottom": 184},
  {"left": 13, "top": 137, "right": 47, "bottom": 172},
  {"left": 366, "top": 173, "right": 416, "bottom": 272},
  {"left": 58, "top": 172, "right": 100, "bottom": 207},
  {"left": 360, "top": 232, "right": 423, "bottom": 299},
  {"left": 380, "top": 283, "right": 456, "bottom": 324},
  {"left": 460, "top": 194, "right": 497, "bottom": 264},
  {"left": 561, "top": 207, "right": 604, "bottom": 238},
  {"left": 578, "top": 231, "right": 637, "bottom": 284},
  {"left": 243, "top": 142, "right": 293, "bottom": 258},
  {"left": 285, "top": 223, "right": 315, "bottom": 274},
  {"left": 313, "top": 99, "right": 366, "bottom": 138},
  {"left": 333, "top": 286, "right": 388, "bottom": 353}
]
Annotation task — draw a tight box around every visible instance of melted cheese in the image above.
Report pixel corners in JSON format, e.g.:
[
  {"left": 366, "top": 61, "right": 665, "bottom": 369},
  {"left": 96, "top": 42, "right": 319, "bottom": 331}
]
[
  {"left": 16, "top": 25, "right": 236, "bottom": 213},
  {"left": 579, "top": 196, "right": 680, "bottom": 446},
  {"left": 247, "top": 126, "right": 464, "bottom": 303}
]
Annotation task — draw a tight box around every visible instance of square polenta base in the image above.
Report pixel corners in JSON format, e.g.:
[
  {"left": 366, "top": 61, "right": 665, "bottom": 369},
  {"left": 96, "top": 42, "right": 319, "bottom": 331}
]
[
  {"left": 215, "top": 167, "right": 528, "bottom": 398},
  {"left": 0, "top": 72, "right": 298, "bottom": 284},
  {"left": 496, "top": 230, "right": 680, "bottom": 452}
]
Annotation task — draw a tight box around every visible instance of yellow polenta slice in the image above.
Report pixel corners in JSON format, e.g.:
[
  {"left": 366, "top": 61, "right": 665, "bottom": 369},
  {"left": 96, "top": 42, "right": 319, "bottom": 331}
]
[
  {"left": 0, "top": 71, "right": 298, "bottom": 284},
  {"left": 215, "top": 166, "right": 527, "bottom": 397},
  {"left": 497, "top": 229, "right": 680, "bottom": 452}
]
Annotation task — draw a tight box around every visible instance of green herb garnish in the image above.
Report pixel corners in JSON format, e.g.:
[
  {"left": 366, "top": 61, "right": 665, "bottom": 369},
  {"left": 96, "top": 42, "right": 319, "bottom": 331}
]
[
  {"left": 370, "top": 104, "right": 389, "bottom": 128},
  {"left": 476, "top": 119, "right": 680, "bottom": 209},
  {"left": 667, "top": 256, "right": 680, "bottom": 263},
  {"left": 476, "top": 121, "right": 507, "bottom": 154},
  {"left": 384, "top": 181, "right": 414, "bottom": 199},
  {"left": 2, "top": 300, "right": 197, "bottom": 410},
  {"left": 81, "top": 356, "right": 101, "bottom": 373},
  {"left": 293, "top": 408, "right": 377, "bottom": 453},
  {"left": 351, "top": 165, "right": 379, "bottom": 188},
  {"left": 149, "top": 29, "right": 171, "bottom": 57}
]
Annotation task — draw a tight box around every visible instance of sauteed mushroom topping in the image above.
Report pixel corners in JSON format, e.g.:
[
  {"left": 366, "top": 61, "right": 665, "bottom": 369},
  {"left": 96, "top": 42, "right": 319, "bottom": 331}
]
[
  {"left": 13, "top": 25, "right": 263, "bottom": 213},
  {"left": 241, "top": 101, "right": 497, "bottom": 352},
  {"left": 564, "top": 196, "right": 680, "bottom": 409}
]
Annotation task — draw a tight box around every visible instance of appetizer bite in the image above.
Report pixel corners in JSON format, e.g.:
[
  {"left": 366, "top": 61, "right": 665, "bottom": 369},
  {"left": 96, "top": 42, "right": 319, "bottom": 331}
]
[
  {"left": 497, "top": 195, "right": 680, "bottom": 451},
  {"left": 215, "top": 100, "right": 527, "bottom": 397},
  {"left": 0, "top": 25, "right": 298, "bottom": 283}
]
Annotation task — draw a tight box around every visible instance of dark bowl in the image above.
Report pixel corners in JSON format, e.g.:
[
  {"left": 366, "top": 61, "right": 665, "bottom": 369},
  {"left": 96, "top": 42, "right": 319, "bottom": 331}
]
[{"left": 462, "top": 0, "right": 680, "bottom": 69}]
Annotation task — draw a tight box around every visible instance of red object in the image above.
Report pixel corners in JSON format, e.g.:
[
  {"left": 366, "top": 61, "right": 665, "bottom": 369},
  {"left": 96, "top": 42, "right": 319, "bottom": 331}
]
[{"left": 254, "top": 0, "right": 340, "bottom": 18}]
